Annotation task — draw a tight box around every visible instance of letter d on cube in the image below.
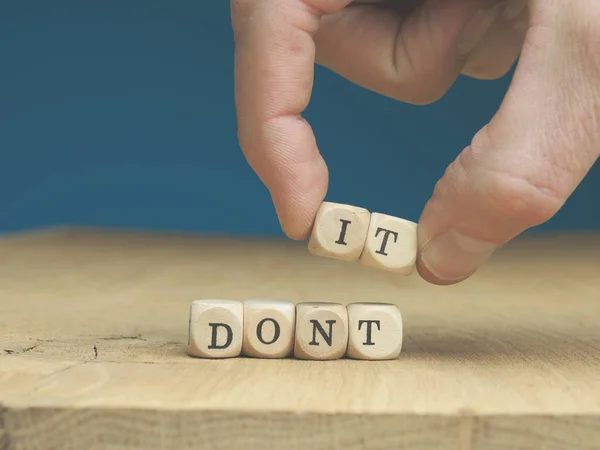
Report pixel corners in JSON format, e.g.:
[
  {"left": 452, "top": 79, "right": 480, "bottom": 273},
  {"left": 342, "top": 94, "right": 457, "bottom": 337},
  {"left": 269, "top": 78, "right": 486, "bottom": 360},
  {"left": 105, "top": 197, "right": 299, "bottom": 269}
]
[{"left": 188, "top": 299, "right": 243, "bottom": 358}]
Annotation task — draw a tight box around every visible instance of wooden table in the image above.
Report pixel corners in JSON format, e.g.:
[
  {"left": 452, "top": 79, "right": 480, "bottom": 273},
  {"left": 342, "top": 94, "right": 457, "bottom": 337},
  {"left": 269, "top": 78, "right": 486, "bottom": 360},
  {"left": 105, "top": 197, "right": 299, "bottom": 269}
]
[{"left": 1, "top": 227, "right": 600, "bottom": 449}]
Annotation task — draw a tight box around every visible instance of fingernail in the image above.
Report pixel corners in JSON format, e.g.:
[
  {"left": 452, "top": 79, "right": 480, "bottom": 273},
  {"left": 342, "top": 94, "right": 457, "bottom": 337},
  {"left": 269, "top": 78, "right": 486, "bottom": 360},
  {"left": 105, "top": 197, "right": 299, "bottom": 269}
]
[
  {"left": 457, "top": 1, "right": 507, "bottom": 56},
  {"left": 419, "top": 230, "right": 498, "bottom": 282}
]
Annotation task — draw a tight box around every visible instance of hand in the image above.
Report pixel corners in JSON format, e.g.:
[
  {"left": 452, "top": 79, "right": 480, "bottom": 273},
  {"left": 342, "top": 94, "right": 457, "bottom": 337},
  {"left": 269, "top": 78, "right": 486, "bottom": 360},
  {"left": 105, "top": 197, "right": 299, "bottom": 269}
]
[{"left": 231, "top": 0, "right": 600, "bottom": 285}]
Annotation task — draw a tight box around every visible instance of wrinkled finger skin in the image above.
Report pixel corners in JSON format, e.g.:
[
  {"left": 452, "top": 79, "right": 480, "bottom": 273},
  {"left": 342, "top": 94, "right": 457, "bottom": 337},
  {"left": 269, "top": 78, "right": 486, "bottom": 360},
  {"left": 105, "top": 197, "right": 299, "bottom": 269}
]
[
  {"left": 231, "top": 0, "right": 345, "bottom": 240},
  {"left": 231, "top": 0, "right": 600, "bottom": 285},
  {"left": 231, "top": 0, "right": 519, "bottom": 237},
  {"left": 417, "top": 0, "right": 600, "bottom": 284}
]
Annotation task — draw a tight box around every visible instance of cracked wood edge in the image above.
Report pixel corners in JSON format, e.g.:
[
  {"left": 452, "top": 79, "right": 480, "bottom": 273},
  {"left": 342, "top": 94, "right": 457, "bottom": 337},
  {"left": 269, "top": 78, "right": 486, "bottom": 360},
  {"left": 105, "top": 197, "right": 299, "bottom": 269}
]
[
  {"left": 2, "top": 229, "right": 600, "bottom": 448},
  {"left": 0, "top": 408, "right": 464, "bottom": 450},
  {"left": 2, "top": 358, "right": 600, "bottom": 449},
  {"left": 2, "top": 406, "right": 600, "bottom": 449}
]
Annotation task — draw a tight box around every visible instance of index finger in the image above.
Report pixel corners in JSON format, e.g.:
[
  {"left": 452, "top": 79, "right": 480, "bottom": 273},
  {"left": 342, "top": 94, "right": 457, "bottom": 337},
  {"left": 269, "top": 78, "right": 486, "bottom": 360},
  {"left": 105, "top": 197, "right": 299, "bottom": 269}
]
[{"left": 231, "top": 0, "right": 350, "bottom": 240}]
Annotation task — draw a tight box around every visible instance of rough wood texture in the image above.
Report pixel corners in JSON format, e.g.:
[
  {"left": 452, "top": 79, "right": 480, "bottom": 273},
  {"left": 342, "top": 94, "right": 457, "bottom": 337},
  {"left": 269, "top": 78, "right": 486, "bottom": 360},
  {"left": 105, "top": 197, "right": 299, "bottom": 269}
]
[{"left": 1, "top": 227, "right": 600, "bottom": 449}]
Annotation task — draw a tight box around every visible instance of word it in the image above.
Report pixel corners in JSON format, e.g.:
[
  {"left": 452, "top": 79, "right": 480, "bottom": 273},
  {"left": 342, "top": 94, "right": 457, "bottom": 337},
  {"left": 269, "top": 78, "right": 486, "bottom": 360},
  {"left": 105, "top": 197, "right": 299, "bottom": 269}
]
[{"left": 308, "top": 201, "right": 418, "bottom": 275}]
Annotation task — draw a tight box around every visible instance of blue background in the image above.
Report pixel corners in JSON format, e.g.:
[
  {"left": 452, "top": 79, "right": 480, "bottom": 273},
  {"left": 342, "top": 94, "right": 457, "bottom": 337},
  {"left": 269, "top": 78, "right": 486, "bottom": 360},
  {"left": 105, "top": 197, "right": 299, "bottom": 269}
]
[{"left": 1, "top": 1, "right": 598, "bottom": 237}]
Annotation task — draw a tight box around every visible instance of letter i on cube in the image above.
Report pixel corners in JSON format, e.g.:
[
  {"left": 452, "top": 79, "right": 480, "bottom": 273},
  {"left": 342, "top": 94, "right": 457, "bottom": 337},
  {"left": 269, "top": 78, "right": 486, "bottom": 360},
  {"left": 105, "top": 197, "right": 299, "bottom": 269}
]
[{"left": 307, "top": 202, "right": 371, "bottom": 262}]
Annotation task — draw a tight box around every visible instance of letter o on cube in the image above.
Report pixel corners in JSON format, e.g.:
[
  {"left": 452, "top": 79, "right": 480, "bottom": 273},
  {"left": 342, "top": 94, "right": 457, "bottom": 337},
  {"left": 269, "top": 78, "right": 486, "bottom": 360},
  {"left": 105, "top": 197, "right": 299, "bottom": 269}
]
[
  {"left": 188, "top": 299, "right": 243, "bottom": 358},
  {"left": 243, "top": 299, "right": 295, "bottom": 358}
]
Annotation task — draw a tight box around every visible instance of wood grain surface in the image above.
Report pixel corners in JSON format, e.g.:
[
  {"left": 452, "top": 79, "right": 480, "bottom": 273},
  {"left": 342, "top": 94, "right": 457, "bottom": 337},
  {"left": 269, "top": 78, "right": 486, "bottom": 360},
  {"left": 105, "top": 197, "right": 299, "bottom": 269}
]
[{"left": 1, "top": 227, "right": 600, "bottom": 449}]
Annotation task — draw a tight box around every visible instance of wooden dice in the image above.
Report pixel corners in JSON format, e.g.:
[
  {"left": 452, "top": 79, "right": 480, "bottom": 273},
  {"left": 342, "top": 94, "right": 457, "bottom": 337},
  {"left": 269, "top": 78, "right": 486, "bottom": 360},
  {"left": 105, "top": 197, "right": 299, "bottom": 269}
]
[
  {"left": 360, "top": 213, "right": 418, "bottom": 275},
  {"left": 346, "top": 303, "right": 403, "bottom": 360},
  {"left": 294, "top": 302, "right": 349, "bottom": 360},
  {"left": 187, "top": 202, "right": 411, "bottom": 361},
  {"left": 308, "top": 202, "right": 370, "bottom": 262},
  {"left": 188, "top": 300, "right": 403, "bottom": 361},
  {"left": 242, "top": 299, "right": 295, "bottom": 358},
  {"left": 188, "top": 299, "right": 244, "bottom": 358},
  {"left": 308, "top": 202, "right": 418, "bottom": 275}
]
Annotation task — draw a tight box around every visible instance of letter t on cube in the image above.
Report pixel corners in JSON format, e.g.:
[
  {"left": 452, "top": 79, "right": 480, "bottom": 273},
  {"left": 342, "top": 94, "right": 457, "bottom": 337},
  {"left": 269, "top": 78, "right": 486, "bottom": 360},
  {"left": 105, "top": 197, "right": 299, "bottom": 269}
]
[
  {"left": 188, "top": 299, "right": 243, "bottom": 358},
  {"left": 347, "top": 303, "right": 403, "bottom": 360},
  {"left": 308, "top": 202, "right": 371, "bottom": 262},
  {"left": 360, "top": 213, "right": 418, "bottom": 275}
]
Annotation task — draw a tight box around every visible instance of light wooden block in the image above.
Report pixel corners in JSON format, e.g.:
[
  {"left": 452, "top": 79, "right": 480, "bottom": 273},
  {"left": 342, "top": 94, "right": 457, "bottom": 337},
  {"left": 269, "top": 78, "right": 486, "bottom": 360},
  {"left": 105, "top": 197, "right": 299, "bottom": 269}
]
[
  {"left": 188, "top": 299, "right": 243, "bottom": 358},
  {"left": 308, "top": 201, "right": 371, "bottom": 262},
  {"left": 242, "top": 299, "right": 295, "bottom": 358},
  {"left": 294, "top": 302, "right": 349, "bottom": 360},
  {"left": 359, "top": 213, "right": 418, "bottom": 275},
  {"left": 346, "top": 302, "right": 403, "bottom": 360}
]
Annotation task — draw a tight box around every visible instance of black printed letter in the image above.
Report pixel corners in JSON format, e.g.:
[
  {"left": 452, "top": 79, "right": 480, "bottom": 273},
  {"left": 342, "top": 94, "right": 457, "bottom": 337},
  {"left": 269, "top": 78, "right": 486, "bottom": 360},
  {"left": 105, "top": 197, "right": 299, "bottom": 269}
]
[
  {"left": 335, "top": 219, "right": 352, "bottom": 245},
  {"left": 207, "top": 323, "right": 233, "bottom": 349},
  {"left": 256, "top": 318, "right": 281, "bottom": 345},
  {"left": 374, "top": 228, "right": 399, "bottom": 256},
  {"left": 358, "top": 320, "right": 381, "bottom": 346},
  {"left": 309, "top": 320, "right": 336, "bottom": 346}
]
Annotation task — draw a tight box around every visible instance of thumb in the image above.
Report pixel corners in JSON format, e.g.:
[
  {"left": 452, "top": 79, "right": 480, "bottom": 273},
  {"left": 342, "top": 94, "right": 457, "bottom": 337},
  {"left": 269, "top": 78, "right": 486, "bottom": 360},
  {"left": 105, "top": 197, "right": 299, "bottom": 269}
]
[{"left": 416, "top": 1, "right": 600, "bottom": 285}]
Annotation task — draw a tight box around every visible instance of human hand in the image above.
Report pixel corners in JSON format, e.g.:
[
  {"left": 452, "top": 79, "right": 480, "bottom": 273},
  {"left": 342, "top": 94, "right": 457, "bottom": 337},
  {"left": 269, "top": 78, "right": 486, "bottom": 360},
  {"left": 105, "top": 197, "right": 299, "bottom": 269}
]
[{"left": 231, "top": 0, "right": 600, "bottom": 285}]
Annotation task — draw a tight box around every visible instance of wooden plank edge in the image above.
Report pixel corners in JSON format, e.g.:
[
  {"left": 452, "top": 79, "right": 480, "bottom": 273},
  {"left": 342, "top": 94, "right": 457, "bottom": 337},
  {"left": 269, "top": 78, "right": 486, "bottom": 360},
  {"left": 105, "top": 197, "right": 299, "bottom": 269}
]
[{"left": 1, "top": 405, "right": 600, "bottom": 449}]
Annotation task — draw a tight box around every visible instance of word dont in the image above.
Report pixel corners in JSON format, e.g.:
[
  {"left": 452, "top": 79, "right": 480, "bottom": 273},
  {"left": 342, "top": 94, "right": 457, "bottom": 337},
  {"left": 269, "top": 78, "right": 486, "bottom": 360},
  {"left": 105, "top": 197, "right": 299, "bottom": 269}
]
[{"left": 188, "top": 299, "right": 403, "bottom": 361}]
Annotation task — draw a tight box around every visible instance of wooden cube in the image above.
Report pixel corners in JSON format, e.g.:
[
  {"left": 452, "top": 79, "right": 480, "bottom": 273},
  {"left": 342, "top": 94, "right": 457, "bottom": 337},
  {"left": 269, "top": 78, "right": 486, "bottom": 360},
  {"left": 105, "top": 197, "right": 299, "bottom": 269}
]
[
  {"left": 188, "top": 299, "right": 243, "bottom": 358},
  {"left": 308, "top": 202, "right": 371, "bottom": 262},
  {"left": 242, "top": 299, "right": 295, "bottom": 359},
  {"left": 294, "top": 302, "right": 348, "bottom": 360},
  {"left": 359, "top": 213, "right": 418, "bottom": 275},
  {"left": 346, "top": 302, "right": 403, "bottom": 360}
]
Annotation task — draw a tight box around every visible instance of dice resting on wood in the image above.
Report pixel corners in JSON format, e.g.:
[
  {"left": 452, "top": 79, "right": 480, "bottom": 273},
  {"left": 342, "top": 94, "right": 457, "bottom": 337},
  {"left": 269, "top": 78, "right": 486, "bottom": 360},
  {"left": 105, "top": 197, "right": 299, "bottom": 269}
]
[{"left": 188, "top": 299, "right": 403, "bottom": 361}]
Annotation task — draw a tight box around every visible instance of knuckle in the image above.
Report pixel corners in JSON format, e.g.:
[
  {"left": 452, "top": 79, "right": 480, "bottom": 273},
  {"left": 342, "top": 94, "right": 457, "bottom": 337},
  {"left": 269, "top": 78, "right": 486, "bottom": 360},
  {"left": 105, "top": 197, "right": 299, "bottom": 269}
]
[
  {"left": 406, "top": 84, "right": 448, "bottom": 105},
  {"left": 386, "top": 61, "right": 451, "bottom": 104},
  {"left": 387, "top": 30, "right": 452, "bottom": 105},
  {"left": 455, "top": 146, "right": 568, "bottom": 229},
  {"left": 388, "top": 83, "right": 447, "bottom": 105},
  {"left": 452, "top": 131, "right": 567, "bottom": 229},
  {"left": 461, "top": 58, "right": 516, "bottom": 81},
  {"left": 479, "top": 170, "right": 563, "bottom": 227}
]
